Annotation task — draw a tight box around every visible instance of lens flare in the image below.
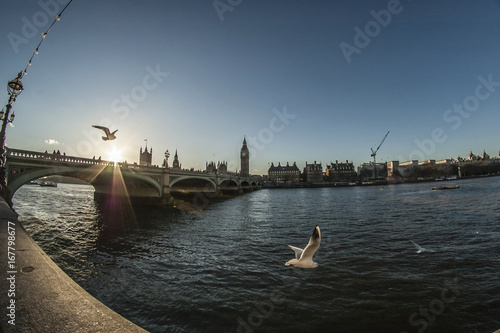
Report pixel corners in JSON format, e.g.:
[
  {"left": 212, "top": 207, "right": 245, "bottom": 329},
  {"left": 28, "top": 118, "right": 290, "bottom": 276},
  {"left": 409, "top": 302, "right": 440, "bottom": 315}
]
[{"left": 107, "top": 147, "right": 123, "bottom": 164}]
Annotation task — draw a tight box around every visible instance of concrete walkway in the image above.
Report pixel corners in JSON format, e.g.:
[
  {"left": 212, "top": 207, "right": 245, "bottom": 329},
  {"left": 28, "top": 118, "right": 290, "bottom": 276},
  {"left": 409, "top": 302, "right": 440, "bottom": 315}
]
[{"left": 0, "top": 197, "right": 147, "bottom": 332}]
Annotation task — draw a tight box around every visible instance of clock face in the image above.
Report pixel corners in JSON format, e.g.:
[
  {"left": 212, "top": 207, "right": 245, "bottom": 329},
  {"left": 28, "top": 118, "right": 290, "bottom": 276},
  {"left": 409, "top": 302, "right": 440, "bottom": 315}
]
[{"left": 242, "top": 153, "right": 246, "bottom": 157}]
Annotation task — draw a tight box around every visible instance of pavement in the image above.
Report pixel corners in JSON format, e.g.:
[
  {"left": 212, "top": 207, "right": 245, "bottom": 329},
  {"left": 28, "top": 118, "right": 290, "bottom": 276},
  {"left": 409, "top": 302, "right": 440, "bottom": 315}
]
[{"left": 0, "top": 197, "right": 148, "bottom": 332}]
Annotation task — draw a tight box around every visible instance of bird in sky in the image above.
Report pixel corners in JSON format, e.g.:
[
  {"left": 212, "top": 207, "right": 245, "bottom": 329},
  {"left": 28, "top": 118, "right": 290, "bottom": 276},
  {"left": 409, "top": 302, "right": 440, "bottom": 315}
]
[
  {"left": 92, "top": 125, "right": 117, "bottom": 141},
  {"left": 285, "top": 225, "right": 321, "bottom": 268}
]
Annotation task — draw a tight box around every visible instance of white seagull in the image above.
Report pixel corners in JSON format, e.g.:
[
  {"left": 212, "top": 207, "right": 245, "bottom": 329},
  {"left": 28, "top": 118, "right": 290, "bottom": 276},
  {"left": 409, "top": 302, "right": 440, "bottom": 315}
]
[
  {"left": 410, "top": 240, "right": 435, "bottom": 253},
  {"left": 92, "top": 125, "right": 118, "bottom": 141},
  {"left": 285, "top": 225, "right": 321, "bottom": 268}
]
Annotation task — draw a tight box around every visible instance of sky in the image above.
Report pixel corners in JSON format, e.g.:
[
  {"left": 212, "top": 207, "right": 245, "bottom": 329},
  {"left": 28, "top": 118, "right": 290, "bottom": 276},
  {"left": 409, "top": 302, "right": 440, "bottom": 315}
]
[{"left": 1, "top": 0, "right": 499, "bottom": 175}]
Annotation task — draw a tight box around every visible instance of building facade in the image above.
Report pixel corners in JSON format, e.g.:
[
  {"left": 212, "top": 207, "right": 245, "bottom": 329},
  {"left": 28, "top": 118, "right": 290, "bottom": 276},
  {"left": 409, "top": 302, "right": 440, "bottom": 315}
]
[
  {"left": 139, "top": 145, "right": 152, "bottom": 166},
  {"left": 206, "top": 161, "right": 228, "bottom": 174},
  {"left": 357, "top": 162, "right": 388, "bottom": 180},
  {"left": 304, "top": 161, "right": 323, "bottom": 183},
  {"left": 326, "top": 160, "right": 357, "bottom": 182},
  {"left": 268, "top": 162, "right": 300, "bottom": 182},
  {"left": 386, "top": 160, "right": 418, "bottom": 178}
]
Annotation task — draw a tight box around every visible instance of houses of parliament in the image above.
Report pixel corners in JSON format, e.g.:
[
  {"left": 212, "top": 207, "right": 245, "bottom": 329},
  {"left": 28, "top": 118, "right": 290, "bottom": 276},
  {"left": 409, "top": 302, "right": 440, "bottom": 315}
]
[{"left": 137, "top": 138, "right": 250, "bottom": 177}]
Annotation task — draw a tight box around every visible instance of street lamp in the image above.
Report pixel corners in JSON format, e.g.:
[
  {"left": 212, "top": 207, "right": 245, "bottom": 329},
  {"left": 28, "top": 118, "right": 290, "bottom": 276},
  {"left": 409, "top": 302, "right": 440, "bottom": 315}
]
[
  {"left": 0, "top": 72, "right": 24, "bottom": 204},
  {"left": 163, "top": 149, "right": 170, "bottom": 168},
  {"left": 0, "top": 0, "right": 72, "bottom": 206}
]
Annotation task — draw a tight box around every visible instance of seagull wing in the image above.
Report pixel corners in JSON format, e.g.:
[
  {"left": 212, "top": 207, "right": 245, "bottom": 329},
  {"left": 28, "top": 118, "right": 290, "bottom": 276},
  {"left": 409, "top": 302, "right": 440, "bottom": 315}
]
[
  {"left": 92, "top": 125, "right": 111, "bottom": 136},
  {"left": 288, "top": 245, "right": 303, "bottom": 260},
  {"left": 299, "top": 226, "right": 321, "bottom": 261},
  {"left": 411, "top": 240, "right": 424, "bottom": 252}
]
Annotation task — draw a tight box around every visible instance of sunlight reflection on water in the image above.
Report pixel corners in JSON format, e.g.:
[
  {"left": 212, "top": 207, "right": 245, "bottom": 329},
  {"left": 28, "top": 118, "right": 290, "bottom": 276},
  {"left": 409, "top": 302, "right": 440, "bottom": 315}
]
[{"left": 13, "top": 177, "right": 500, "bottom": 333}]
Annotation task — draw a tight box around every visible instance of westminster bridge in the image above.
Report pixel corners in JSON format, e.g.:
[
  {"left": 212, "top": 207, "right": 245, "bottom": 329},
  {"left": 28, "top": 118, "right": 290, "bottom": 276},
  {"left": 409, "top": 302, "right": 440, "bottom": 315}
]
[{"left": 4, "top": 148, "right": 261, "bottom": 206}]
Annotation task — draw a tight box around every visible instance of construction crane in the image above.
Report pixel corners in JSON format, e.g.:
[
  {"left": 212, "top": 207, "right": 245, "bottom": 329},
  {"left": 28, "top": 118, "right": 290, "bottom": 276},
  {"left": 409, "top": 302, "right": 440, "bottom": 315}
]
[{"left": 371, "top": 131, "right": 390, "bottom": 179}]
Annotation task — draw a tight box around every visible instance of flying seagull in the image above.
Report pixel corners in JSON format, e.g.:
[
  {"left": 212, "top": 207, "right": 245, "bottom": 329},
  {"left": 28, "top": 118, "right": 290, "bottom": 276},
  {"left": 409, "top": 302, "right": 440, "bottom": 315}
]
[
  {"left": 410, "top": 240, "right": 435, "bottom": 254},
  {"left": 92, "top": 125, "right": 117, "bottom": 141},
  {"left": 285, "top": 225, "right": 321, "bottom": 268}
]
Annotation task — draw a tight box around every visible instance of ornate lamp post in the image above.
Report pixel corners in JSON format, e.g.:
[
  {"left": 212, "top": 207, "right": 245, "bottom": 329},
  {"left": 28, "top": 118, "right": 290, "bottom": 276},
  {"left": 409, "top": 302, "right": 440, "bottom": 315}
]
[
  {"left": 0, "top": 1, "right": 73, "bottom": 206},
  {"left": 163, "top": 150, "right": 170, "bottom": 168},
  {"left": 0, "top": 72, "right": 24, "bottom": 204}
]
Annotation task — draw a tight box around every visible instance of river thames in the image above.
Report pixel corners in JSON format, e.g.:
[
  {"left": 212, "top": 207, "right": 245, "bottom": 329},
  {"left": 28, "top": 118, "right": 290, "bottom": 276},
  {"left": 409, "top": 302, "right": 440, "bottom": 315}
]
[{"left": 13, "top": 177, "right": 500, "bottom": 332}]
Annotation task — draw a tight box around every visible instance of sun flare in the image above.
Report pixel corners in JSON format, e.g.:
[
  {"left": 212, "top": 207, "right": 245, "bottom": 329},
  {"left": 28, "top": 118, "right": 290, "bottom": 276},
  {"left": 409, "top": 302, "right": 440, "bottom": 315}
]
[{"left": 107, "top": 147, "right": 123, "bottom": 163}]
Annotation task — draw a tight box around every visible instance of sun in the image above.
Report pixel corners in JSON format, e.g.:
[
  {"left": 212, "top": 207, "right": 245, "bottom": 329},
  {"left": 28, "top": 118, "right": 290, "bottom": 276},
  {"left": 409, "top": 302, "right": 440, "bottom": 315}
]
[{"left": 107, "top": 146, "right": 124, "bottom": 164}]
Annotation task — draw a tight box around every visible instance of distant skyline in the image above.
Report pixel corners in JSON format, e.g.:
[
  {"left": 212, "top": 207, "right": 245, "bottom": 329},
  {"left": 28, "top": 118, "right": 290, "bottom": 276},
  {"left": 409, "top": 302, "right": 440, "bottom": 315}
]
[{"left": 1, "top": 1, "right": 499, "bottom": 175}]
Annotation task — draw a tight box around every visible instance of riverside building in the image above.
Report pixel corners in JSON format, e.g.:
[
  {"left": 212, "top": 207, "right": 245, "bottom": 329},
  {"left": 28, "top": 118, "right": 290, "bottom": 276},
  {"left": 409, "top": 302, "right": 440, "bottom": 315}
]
[
  {"left": 304, "top": 161, "right": 323, "bottom": 183},
  {"left": 268, "top": 162, "right": 300, "bottom": 182},
  {"left": 326, "top": 160, "right": 357, "bottom": 182}
]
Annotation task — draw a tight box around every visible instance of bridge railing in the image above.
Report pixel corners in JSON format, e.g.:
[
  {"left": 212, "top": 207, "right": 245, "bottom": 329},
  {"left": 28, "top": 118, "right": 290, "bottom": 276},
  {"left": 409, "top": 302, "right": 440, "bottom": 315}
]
[
  {"left": 122, "top": 163, "right": 163, "bottom": 171},
  {"left": 6, "top": 148, "right": 257, "bottom": 182},
  {"left": 6, "top": 148, "right": 116, "bottom": 167}
]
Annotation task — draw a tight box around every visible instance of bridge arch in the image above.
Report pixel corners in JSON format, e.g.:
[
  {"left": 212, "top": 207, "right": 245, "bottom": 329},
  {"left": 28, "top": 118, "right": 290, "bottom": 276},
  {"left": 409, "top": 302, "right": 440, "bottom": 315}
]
[
  {"left": 220, "top": 179, "right": 238, "bottom": 187},
  {"left": 113, "top": 172, "right": 162, "bottom": 198},
  {"left": 7, "top": 166, "right": 92, "bottom": 197},
  {"left": 7, "top": 165, "right": 162, "bottom": 201},
  {"left": 169, "top": 176, "right": 217, "bottom": 192}
]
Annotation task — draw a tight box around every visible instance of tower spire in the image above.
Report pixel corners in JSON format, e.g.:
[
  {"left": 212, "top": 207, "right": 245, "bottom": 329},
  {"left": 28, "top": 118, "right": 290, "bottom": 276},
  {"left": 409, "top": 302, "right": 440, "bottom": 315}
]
[{"left": 240, "top": 136, "right": 249, "bottom": 176}]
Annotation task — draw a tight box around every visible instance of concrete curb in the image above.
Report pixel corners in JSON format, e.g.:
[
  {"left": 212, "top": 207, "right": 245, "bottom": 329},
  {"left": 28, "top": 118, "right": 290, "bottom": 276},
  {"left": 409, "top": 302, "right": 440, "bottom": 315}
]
[{"left": 0, "top": 197, "right": 147, "bottom": 332}]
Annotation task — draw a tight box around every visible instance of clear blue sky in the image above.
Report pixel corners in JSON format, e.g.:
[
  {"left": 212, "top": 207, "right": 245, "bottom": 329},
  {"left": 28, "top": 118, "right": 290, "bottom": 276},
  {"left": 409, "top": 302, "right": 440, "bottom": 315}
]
[{"left": 1, "top": 0, "right": 499, "bottom": 175}]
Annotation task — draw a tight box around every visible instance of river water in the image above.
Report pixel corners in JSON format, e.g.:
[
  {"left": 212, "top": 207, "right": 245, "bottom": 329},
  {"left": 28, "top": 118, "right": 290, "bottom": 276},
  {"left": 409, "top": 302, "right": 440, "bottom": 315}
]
[{"left": 12, "top": 177, "right": 500, "bottom": 333}]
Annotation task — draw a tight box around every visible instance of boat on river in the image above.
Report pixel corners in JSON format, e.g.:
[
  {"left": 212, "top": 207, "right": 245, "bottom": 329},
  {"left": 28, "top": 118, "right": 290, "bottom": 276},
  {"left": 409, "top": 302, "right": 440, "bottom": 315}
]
[
  {"left": 432, "top": 184, "right": 459, "bottom": 190},
  {"left": 39, "top": 181, "right": 57, "bottom": 187}
]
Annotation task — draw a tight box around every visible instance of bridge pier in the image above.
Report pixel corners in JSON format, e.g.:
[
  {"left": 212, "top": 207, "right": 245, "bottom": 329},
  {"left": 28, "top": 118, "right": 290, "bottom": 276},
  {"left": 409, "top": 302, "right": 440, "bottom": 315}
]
[
  {"left": 160, "top": 169, "right": 174, "bottom": 205},
  {"left": 160, "top": 193, "right": 174, "bottom": 206}
]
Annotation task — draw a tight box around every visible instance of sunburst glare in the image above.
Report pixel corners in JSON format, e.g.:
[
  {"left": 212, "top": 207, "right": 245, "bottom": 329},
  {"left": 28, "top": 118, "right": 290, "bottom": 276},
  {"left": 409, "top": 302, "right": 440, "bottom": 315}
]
[{"left": 107, "top": 146, "right": 123, "bottom": 164}]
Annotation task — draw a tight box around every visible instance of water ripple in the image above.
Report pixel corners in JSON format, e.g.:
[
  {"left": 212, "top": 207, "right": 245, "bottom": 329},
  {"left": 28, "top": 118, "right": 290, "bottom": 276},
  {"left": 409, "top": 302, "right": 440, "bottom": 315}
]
[{"left": 13, "top": 178, "right": 500, "bottom": 333}]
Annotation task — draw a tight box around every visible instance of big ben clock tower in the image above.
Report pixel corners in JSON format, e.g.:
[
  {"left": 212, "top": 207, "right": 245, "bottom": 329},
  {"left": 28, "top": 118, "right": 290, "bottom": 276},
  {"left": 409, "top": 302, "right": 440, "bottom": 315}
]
[{"left": 240, "top": 137, "right": 249, "bottom": 176}]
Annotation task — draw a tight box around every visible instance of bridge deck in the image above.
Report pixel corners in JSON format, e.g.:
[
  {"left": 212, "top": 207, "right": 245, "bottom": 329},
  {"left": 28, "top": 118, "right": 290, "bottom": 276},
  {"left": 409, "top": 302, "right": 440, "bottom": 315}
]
[{"left": 5, "top": 148, "right": 261, "bottom": 206}]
